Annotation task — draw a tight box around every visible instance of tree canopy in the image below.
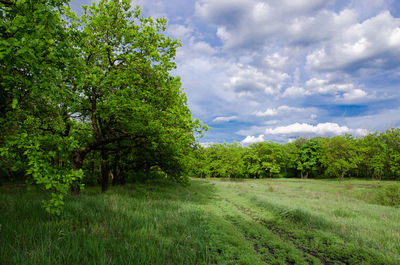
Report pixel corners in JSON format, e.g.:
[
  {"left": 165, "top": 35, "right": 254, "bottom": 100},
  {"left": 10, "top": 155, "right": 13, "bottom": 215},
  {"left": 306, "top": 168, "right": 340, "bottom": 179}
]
[
  {"left": 0, "top": 0, "right": 204, "bottom": 214},
  {"left": 190, "top": 129, "right": 400, "bottom": 181}
]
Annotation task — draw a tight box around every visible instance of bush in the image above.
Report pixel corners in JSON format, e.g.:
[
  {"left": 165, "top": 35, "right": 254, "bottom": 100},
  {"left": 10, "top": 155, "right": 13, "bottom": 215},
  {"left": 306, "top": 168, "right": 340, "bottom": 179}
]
[{"left": 376, "top": 183, "right": 400, "bottom": 206}]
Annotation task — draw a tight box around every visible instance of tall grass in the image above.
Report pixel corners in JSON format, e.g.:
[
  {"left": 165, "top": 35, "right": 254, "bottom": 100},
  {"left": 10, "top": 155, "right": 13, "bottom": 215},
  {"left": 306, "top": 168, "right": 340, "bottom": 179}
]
[
  {"left": 0, "top": 181, "right": 215, "bottom": 265},
  {"left": 1, "top": 178, "right": 399, "bottom": 264}
]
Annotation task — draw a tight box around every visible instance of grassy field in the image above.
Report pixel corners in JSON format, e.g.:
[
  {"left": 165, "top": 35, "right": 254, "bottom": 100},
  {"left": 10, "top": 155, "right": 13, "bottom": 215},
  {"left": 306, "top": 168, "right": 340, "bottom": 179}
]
[{"left": 1, "top": 178, "right": 399, "bottom": 264}]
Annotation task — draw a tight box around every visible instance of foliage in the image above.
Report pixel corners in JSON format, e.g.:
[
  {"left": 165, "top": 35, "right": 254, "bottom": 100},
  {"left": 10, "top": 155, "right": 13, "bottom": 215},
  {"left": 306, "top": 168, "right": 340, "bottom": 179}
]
[
  {"left": 321, "top": 135, "right": 360, "bottom": 179},
  {"left": 294, "top": 137, "right": 324, "bottom": 179},
  {"left": 203, "top": 143, "right": 244, "bottom": 178},
  {"left": 381, "top": 128, "right": 400, "bottom": 178},
  {"left": 0, "top": 0, "right": 204, "bottom": 214},
  {"left": 0, "top": 0, "right": 84, "bottom": 214},
  {"left": 376, "top": 183, "right": 400, "bottom": 206},
  {"left": 193, "top": 131, "right": 400, "bottom": 180},
  {"left": 65, "top": 0, "right": 203, "bottom": 191},
  {"left": 245, "top": 142, "right": 285, "bottom": 178}
]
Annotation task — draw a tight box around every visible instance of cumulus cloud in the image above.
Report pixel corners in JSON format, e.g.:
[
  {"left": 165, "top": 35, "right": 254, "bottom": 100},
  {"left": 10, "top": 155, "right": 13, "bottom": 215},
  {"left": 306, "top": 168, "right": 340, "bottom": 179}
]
[
  {"left": 342, "top": 89, "right": 368, "bottom": 101},
  {"left": 265, "top": 122, "right": 369, "bottom": 137},
  {"left": 168, "top": 24, "right": 193, "bottom": 40},
  {"left": 305, "top": 78, "right": 353, "bottom": 94},
  {"left": 195, "top": 0, "right": 334, "bottom": 49},
  {"left": 253, "top": 105, "right": 307, "bottom": 117},
  {"left": 264, "top": 53, "right": 289, "bottom": 69},
  {"left": 196, "top": 0, "right": 400, "bottom": 75},
  {"left": 282, "top": 86, "right": 306, "bottom": 97},
  {"left": 226, "top": 64, "right": 289, "bottom": 96},
  {"left": 191, "top": 41, "right": 216, "bottom": 55},
  {"left": 264, "top": 120, "right": 280, "bottom": 125},
  {"left": 241, "top": 134, "right": 265, "bottom": 145},
  {"left": 283, "top": 78, "right": 369, "bottom": 101},
  {"left": 307, "top": 11, "right": 400, "bottom": 73},
  {"left": 127, "top": 0, "right": 400, "bottom": 144},
  {"left": 212, "top": 116, "right": 238, "bottom": 122}
]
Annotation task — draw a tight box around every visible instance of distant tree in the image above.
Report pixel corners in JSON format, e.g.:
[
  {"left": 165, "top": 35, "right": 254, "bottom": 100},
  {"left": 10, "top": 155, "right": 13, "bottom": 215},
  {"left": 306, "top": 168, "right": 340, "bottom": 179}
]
[
  {"left": 381, "top": 128, "right": 400, "bottom": 179},
  {"left": 189, "top": 147, "right": 210, "bottom": 178},
  {"left": 358, "top": 133, "right": 386, "bottom": 179},
  {"left": 321, "top": 135, "right": 360, "bottom": 179},
  {"left": 205, "top": 143, "right": 244, "bottom": 178},
  {"left": 243, "top": 147, "right": 262, "bottom": 178},
  {"left": 296, "top": 138, "right": 324, "bottom": 179},
  {"left": 245, "top": 142, "right": 284, "bottom": 178},
  {"left": 280, "top": 142, "right": 299, "bottom": 178}
]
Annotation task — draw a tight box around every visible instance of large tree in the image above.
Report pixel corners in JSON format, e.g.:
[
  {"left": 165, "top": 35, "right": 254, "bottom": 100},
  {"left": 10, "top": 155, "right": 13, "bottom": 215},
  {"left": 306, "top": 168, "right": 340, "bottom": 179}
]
[
  {"left": 321, "top": 135, "right": 360, "bottom": 179},
  {"left": 0, "top": 0, "right": 204, "bottom": 213},
  {"left": 67, "top": 0, "right": 203, "bottom": 192},
  {"left": 0, "top": 0, "right": 85, "bottom": 214}
]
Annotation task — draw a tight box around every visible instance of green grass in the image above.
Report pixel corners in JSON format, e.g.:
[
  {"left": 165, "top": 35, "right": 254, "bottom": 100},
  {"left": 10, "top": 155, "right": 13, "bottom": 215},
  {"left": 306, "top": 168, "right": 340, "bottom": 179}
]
[{"left": 1, "top": 178, "right": 399, "bottom": 264}]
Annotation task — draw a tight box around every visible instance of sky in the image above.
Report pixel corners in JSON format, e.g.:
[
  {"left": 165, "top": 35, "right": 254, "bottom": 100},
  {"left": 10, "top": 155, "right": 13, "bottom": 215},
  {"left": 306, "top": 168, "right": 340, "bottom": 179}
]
[{"left": 70, "top": 0, "right": 400, "bottom": 144}]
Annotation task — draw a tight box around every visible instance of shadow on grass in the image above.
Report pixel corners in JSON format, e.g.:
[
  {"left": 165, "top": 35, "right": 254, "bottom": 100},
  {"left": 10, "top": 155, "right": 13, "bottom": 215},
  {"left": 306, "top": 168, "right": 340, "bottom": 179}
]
[{"left": 0, "top": 178, "right": 218, "bottom": 264}]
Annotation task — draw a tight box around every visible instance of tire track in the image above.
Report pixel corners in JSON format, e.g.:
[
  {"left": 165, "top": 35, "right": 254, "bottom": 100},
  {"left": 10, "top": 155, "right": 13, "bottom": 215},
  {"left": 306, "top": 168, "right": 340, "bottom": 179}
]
[
  {"left": 215, "top": 200, "right": 317, "bottom": 265},
  {"left": 224, "top": 198, "right": 341, "bottom": 265}
]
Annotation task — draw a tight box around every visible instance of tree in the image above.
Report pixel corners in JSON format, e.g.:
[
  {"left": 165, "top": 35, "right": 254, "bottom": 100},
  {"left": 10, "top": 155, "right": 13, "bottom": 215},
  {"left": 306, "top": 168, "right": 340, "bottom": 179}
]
[
  {"left": 0, "top": 0, "right": 84, "bottom": 214},
  {"left": 381, "top": 128, "right": 400, "bottom": 179},
  {"left": 295, "top": 137, "right": 324, "bottom": 179},
  {"left": 203, "top": 143, "right": 244, "bottom": 178},
  {"left": 358, "top": 133, "right": 386, "bottom": 179},
  {"left": 66, "top": 0, "right": 203, "bottom": 192},
  {"left": 321, "top": 135, "right": 360, "bottom": 179},
  {"left": 0, "top": 0, "right": 204, "bottom": 213},
  {"left": 245, "top": 142, "right": 283, "bottom": 178}
]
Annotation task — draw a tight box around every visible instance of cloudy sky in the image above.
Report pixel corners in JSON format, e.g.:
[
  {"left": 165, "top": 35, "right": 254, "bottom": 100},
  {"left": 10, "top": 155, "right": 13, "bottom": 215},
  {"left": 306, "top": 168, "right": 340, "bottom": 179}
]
[{"left": 71, "top": 0, "right": 400, "bottom": 144}]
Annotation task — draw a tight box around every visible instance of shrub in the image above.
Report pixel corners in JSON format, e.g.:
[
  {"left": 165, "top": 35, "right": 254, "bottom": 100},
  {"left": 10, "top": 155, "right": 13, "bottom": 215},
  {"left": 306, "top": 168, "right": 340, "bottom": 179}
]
[{"left": 376, "top": 183, "right": 400, "bottom": 206}]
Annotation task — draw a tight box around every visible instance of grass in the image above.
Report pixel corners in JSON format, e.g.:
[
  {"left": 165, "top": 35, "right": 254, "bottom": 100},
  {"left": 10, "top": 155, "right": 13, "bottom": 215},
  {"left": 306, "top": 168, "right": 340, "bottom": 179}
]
[{"left": 1, "top": 178, "right": 399, "bottom": 264}]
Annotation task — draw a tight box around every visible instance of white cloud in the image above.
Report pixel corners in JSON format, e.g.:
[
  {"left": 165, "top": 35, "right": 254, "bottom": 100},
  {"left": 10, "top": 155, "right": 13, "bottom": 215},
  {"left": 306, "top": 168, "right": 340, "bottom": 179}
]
[
  {"left": 343, "top": 107, "right": 400, "bottom": 132},
  {"left": 226, "top": 64, "right": 289, "bottom": 95},
  {"left": 282, "top": 78, "right": 369, "bottom": 100},
  {"left": 253, "top": 105, "right": 307, "bottom": 117},
  {"left": 264, "top": 120, "right": 280, "bottom": 125},
  {"left": 168, "top": 24, "right": 192, "bottom": 40},
  {"left": 241, "top": 134, "right": 265, "bottom": 145},
  {"left": 342, "top": 89, "right": 368, "bottom": 101},
  {"left": 305, "top": 78, "right": 354, "bottom": 94},
  {"left": 282, "top": 86, "right": 306, "bottom": 97},
  {"left": 195, "top": 0, "right": 334, "bottom": 49},
  {"left": 307, "top": 11, "right": 400, "bottom": 73},
  {"left": 212, "top": 116, "right": 238, "bottom": 122},
  {"left": 265, "top": 122, "right": 369, "bottom": 137},
  {"left": 191, "top": 40, "right": 216, "bottom": 55},
  {"left": 71, "top": 0, "right": 400, "bottom": 145},
  {"left": 264, "top": 53, "right": 288, "bottom": 69}
]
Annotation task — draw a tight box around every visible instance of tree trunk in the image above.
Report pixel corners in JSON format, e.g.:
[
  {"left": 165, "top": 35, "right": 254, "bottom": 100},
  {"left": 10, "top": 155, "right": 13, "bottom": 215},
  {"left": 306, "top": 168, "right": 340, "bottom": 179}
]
[
  {"left": 71, "top": 150, "right": 84, "bottom": 195},
  {"left": 112, "top": 151, "right": 122, "bottom": 186},
  {"left": 100, "top": 149, "right": 109, "bottom": 193}
]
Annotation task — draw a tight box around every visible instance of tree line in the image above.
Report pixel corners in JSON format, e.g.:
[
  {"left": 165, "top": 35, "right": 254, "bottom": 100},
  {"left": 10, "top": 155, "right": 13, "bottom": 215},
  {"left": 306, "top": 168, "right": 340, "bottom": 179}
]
[
  {"left": 0, "top": 0, "right": 204, "bottom": 214},
  {"left": 190, "top": 129, "right": 400, "bottom": 180}
]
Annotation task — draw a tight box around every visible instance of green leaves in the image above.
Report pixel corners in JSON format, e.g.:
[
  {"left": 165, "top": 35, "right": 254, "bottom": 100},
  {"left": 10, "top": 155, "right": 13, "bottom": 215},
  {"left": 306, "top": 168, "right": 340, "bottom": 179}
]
[{"left": 11, "top": 98, "right": 17, "bottom": 109}]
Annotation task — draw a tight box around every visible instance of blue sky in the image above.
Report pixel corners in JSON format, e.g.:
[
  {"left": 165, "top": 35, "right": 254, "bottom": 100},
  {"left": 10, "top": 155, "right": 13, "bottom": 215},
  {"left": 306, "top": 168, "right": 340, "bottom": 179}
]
[{"left": 71, "top": 0, "right": 400, "bottom": 144}]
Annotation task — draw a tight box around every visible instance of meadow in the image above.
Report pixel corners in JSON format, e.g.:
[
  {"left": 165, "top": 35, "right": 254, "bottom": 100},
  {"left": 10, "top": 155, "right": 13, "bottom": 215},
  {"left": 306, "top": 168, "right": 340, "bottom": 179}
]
[{"left": 1, "top": 178, "right": 399, "bottom": 265}]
